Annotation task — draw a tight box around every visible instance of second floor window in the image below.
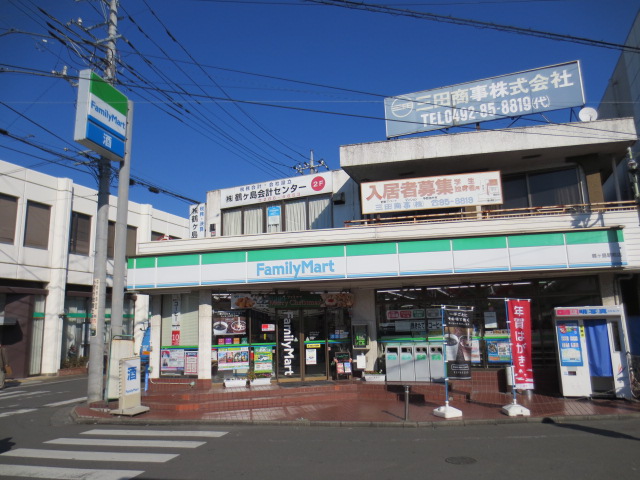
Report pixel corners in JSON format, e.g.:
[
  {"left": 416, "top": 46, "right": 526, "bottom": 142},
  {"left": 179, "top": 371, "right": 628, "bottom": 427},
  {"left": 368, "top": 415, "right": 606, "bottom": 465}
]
[
  {"left": 69, "top": 212, "right": 91, "bottom": 255},
  {"left": 0, "top": 193, "right": 18, "bottom": 244},
  {"left": 24, "top": 201, "right": 51, "bottom": 249}
]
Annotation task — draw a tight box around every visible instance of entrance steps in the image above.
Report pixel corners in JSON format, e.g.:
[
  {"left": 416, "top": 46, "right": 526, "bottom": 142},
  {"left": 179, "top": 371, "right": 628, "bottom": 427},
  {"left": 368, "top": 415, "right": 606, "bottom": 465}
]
[{"left": 142, "top": 381, "right": 472, "bottom": 414}]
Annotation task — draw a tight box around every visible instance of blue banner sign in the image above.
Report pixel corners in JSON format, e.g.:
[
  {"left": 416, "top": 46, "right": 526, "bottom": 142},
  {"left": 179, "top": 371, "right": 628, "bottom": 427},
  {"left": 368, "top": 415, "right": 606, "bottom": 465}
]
[{"left": 384, "top": 61, "right": 584, "bottom": 138}]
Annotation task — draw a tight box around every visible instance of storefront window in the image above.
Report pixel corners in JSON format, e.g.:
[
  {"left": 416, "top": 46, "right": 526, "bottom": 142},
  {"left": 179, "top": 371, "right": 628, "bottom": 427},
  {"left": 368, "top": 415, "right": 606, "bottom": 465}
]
[{"left": 160, "top": 292, "right": 199, "bottom": 377}]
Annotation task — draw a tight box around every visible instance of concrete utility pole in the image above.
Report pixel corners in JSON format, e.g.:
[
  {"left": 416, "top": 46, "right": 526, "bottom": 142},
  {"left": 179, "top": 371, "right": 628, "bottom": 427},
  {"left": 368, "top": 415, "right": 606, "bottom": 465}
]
[{"left": 87, "top": 0, "right": 120, "bottom": 405}]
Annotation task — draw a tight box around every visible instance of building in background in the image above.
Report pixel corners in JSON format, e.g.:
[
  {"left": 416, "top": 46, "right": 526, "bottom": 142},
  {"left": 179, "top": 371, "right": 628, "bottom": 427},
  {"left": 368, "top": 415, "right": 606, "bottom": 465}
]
[{"left": 0, "top": 159, "right": 189, "bottom": 378}]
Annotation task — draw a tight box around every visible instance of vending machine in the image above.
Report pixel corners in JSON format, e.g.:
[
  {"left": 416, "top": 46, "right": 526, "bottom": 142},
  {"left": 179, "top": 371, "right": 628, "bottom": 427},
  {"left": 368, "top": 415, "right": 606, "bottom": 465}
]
[{"left": 553, "top": 306, "right": 631, "bottom": 399}]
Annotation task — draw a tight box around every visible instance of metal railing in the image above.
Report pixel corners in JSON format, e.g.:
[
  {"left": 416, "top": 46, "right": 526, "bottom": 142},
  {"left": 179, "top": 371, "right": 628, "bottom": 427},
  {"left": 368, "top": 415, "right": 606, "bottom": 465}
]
[{"left": 344, "top": 201, "right": 638, "bottom": 228}]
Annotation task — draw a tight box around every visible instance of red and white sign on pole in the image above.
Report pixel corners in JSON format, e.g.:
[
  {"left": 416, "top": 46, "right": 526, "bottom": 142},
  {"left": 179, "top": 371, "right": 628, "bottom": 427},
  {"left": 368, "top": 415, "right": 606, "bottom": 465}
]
[{"left": 506, "top": 299, "right": 534, "bottom": 390}]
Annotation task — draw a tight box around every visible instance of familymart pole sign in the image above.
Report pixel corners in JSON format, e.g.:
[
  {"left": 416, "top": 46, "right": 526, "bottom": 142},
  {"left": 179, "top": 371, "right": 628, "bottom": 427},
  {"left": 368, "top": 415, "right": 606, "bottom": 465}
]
[{"left": 74, "top": 69, "right": 129, "bottom": 161}]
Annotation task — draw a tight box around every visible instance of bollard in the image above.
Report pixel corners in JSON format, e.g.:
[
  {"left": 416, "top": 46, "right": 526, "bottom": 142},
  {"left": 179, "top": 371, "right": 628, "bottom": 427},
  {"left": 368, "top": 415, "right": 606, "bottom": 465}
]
[{"left": 404, "top": 385, "right": 410, "bottom": 421}]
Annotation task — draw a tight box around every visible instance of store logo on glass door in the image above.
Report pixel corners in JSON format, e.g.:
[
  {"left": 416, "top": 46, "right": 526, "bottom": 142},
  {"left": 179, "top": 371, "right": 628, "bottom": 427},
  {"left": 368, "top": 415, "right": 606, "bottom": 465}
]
[{"left": 281, "top": 314, "right": 296, "bottom": 376}]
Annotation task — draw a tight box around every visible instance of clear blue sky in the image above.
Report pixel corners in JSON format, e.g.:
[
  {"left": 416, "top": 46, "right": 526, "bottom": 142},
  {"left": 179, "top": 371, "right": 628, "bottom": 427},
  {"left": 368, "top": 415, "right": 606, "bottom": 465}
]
[{"left": 1, "top": 0, "right": 638, "bottom": 217}]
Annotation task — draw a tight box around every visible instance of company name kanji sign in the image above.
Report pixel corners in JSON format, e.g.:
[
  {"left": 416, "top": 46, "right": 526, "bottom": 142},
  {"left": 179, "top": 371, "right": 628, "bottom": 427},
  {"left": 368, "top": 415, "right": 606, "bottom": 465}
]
[
  {"left": 220, "top": 172, "right": 332, "bottom": 208},
  {"left": 384, "top": 61, "right": 584, "bottom": 138},
  {"left": 361, "top": 171, "right": 502, "bottom": 214},
  {"left": 74, "top": 69, "right": 129, "bottom": 161}
]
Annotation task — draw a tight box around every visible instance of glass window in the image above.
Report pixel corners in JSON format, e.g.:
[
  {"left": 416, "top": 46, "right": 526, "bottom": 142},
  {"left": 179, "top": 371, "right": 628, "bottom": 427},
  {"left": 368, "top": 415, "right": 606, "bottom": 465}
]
[
  {"left": 24, "top": 201, "right": 51, "bottom": 249},
  {"left": 126, "top": 225, "right": 137, "bottom": 257},
  {"left": 107, "top": 221, "right": 115, "bottom": 258},
  {"left": 309, "top": 196, "right": 331, "bottom": 229},
  {"left": 285, "top": 199, "right": 307, "bottom": 232},
  {"left": 222, "top": 209, "right": 242, "bottom": 236},
  {"left": 529, "top": 169, "right": 581, "bottom": 206},
  {"left": 243, "top": 206, "right": 263, "bottom": 235},
  {"left": 69, "top": 212, "right": 91, "bottom": 255},
  {"left": 0, "top": 193, "right": 18, "bottom": 244},
  {"left": 500, "top": 175, "right": 529, "bottom": 209}
]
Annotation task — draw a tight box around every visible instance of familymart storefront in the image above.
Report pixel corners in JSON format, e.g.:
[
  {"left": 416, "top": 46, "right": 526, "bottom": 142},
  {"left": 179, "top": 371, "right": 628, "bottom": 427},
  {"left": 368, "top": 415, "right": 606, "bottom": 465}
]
[{"left": 131, "top": 228, "right": 634, "bottom": 395}]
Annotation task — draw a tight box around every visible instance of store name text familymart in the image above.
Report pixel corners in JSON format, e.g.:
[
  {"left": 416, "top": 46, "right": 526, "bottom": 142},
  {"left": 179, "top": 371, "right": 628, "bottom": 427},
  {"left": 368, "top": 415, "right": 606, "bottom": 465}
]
[{"left": 256, "top": 259, "right": 336, "bottom": 279}]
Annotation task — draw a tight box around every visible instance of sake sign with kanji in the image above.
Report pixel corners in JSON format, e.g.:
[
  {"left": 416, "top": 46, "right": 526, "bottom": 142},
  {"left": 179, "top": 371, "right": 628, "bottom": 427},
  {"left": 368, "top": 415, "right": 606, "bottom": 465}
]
[
  {"left": 74, "top": 69, "right": 129, "bottom": 161},
  {"left": 384, "top": 61, "right": 584, "bottom": 138}
]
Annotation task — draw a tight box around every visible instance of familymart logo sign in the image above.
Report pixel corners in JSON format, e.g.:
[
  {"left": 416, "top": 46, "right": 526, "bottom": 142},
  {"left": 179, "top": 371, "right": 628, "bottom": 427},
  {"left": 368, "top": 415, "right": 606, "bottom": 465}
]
[
  {"left": 249, "top": 257, "right": 345, "bottom": 283},
  {"left": 74, "top": 69, "right": 129, "bottom": 161}
]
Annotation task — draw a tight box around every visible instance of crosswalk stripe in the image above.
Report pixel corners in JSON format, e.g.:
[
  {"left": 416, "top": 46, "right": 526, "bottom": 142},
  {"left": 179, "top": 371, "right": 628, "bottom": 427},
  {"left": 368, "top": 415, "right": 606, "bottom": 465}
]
[
  {"left": 0, "top": 408, "right": 38, "bottom": 418},
  {"left": 0, "top": 390, "right": 27, "bottom": 397},
  {"left": 46, "top": 437, "right": 205, "bottom": 448},
  {"left": 81, "top": 428, "right": 228, "bottom": 438},
  {"left": 1, "top": 448, "right": 178, "bottom": 463},
  {"left": 0, "top": 464, "right": 143, "bottom": 480},
  {"left": 0, "top": 390, "right": 49, "bottom": 400},
  {"left": 44, "top": 396, "right": 88, "bottom": 407}
]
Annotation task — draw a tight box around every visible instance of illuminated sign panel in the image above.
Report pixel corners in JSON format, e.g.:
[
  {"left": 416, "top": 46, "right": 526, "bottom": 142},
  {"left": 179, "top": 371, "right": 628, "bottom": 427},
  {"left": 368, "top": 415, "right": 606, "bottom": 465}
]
[{"left": 384, "top": 61, "right": 584, "bottom": 138}]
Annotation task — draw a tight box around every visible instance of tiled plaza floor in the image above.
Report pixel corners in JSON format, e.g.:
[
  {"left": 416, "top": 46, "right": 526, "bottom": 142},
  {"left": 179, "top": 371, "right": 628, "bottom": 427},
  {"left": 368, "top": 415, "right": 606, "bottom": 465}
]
[{"left": 72, "top": 380, "right": 640, "bottom": 426}]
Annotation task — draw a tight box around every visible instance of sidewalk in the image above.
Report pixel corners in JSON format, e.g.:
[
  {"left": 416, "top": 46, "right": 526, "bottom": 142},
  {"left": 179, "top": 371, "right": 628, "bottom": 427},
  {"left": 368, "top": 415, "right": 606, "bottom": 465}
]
[{"left": 71, "top": 379, "right": 640, "bottom": 427}]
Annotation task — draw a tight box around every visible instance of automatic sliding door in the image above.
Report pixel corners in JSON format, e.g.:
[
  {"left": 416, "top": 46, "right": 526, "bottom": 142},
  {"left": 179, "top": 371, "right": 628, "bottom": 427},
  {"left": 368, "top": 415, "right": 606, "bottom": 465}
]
[{"left": 303, "top": 309, "right": 327, "bottom": 379}]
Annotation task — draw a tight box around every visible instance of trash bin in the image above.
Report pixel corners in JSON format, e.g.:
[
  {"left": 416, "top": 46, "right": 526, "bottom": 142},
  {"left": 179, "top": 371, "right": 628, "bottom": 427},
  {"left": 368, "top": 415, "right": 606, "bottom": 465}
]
[
  {"left": 429, "top": 344, "right": 445, "bottom": 382},
  {"left": 415, "top": 344, "right": 430, "bottom": 381},
  {"left": 399, "top": 346, "right": 416, "bottom": 382},
  {"left": 385, "top": 345, "right": 401, "bottom": 382}
]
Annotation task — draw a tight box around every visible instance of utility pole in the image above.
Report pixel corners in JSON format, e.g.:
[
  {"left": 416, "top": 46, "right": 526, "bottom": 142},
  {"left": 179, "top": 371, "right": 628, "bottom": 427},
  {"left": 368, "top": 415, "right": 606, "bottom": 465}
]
[
  {"left": 87, "top": 0, "right": 120, "bottom": 405},
  {"left": 294, "top": 150, "right": 328, "bottom": 175}
]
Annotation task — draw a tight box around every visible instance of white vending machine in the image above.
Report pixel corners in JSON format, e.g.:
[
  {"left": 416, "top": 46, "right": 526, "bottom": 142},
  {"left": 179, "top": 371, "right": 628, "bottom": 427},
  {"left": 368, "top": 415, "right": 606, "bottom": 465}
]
[{"left": 553, "top": 306, "right": 631, "bottom": 399}]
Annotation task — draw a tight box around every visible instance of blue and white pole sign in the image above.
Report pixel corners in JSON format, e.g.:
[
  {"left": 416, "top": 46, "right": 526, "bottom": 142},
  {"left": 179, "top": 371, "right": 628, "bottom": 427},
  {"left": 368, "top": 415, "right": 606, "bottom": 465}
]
[
  {"left": 74, "top": 69, "right": 129, "bottom": 162},
  {"left": 384, "top": 61, "right": 585, "bottom": 138}
]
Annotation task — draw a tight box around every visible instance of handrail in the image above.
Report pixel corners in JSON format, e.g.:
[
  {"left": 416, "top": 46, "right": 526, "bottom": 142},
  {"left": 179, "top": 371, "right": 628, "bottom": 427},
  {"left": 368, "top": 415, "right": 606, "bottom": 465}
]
[{"left": 344, "top": 200, "right": 638, "bottom": 228}]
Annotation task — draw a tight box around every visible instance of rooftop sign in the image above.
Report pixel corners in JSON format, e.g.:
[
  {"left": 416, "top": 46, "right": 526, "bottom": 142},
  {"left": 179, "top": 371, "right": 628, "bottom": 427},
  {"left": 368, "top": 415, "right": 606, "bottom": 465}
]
[
  {"left": 220, "top": 171, "right": 333, "bottom": 208},
  {"left": 361, "top": 171, "right": 503, "bottom": 215},
  {"left": 74, "top": 69, "right": 129, "bottom": 161},
  {"left": 384, "top": 61, "right": 585, "bottom": 138}
]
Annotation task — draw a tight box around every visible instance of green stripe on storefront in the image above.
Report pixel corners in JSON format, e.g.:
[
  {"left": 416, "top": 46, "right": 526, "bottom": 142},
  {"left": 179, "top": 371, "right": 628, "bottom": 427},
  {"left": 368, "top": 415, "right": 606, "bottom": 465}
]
[
  {"left": 398, "top": 239, "right": 451, "bottom": 254},
  {"left": 33, "top": 312, "right": 45, "bottom": 318},
  {"left": 202, "top": 251, "right": 246, "bottom": 265},
  {"left": 157, "top": 254, "right": 200, "bottom": 267},
  {"left": 248, "top": 245, "right": 343, "bottom": 262},
  {"left": 508, "top": 232, "right": 565, "bottom": 248},
  {"left": 566, "top": 229, "right": 623, "bottom": 245},
  {"left": 133, "top": 257, "right": 155, "bottom": 269},
  {"left": 346, "top": 242, "right": 396, "bottom": 256},
  {"left": 452, "top": 236, "right": 507, "bottom": 251}
]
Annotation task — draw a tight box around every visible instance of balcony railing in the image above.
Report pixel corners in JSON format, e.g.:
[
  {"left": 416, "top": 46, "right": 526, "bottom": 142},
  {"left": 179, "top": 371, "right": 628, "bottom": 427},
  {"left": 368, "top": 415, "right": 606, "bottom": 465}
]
[{"left": 344, "top": 200, "right": 639, "bottom": 228}]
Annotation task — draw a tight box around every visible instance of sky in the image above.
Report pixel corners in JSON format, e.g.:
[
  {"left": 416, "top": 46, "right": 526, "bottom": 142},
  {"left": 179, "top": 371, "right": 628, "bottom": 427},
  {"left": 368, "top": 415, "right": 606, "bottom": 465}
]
[{"left": 1, "top": 0, "right": 638, "bottom": 218}]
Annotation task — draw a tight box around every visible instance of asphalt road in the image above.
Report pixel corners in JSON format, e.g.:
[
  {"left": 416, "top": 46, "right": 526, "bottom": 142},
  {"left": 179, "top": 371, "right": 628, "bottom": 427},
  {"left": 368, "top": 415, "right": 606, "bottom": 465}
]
[{"left": 1, "top": 376, "right": 639, "bottom": 479}]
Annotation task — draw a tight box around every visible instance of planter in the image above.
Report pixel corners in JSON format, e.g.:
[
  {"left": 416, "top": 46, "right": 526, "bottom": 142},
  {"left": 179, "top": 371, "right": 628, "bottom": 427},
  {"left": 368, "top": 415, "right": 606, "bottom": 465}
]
[
  {"left": 249, "top": 378, "right": 271, "bottom": 386},
  {"left": 224, "top": 379, "right": 247, "bottom": 388},
  {"left": 363, "top": 374, "right": 386, "bottom": 382}
]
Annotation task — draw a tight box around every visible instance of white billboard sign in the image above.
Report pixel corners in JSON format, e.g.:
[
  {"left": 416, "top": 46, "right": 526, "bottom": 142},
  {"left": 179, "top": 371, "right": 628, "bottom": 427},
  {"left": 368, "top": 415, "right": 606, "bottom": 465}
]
[
  {"left": 220, "top": 172, "right": 333, "bottom": 208},
  {"left": 189, "top": 203, "right": 206, "bottom": 239},
  {"left": 361, "top": 171, "right": 503, "bottom": 215}
]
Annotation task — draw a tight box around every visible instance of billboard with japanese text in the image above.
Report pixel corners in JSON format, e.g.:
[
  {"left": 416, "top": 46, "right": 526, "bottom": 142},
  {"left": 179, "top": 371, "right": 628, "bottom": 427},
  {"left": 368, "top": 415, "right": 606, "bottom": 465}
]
[
  {"left": 361, "top": 171, "right": 502, "bottom": 215},
  {"left": 384, "top": 61, "right": 584, "bottom": 138}
]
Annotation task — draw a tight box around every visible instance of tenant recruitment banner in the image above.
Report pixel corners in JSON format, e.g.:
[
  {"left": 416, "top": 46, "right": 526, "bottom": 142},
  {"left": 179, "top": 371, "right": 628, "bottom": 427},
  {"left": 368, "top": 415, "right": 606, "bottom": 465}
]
[
  {"left": 506, "top": 299, "right": 534, "bottom": 390},
  {"left": 443, "top": 307, "right": 473, "bottom": 379}
]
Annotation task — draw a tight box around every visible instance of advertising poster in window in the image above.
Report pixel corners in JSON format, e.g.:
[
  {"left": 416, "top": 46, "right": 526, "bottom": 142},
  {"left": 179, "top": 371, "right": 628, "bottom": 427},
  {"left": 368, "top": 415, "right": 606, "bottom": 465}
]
[
  {"left": 254, "top": 346, "right": 273, "bottom": 373},
  {"left": 217, "top": 347, "right": 249, "bottom": 370},
  {"left": 507, "top": 299, "right": 534, "bottom": 390},
  {"left": 171, "top": 294, "right": 181, "bottom": 346},
  {"left": 557, "top": 321, "right": 583, "bottom": 367},
  {"left": 160, "top": 348, "right": 184, "bottom": 373},
  {"left": 184, "top": 351, "right": 198, "bottom": 375},
  {"left": 486, "top": 338, "right": 511, "bottom": 363},
  {"left": 443, "top": 307, "right": 472, "bottom": 379}
]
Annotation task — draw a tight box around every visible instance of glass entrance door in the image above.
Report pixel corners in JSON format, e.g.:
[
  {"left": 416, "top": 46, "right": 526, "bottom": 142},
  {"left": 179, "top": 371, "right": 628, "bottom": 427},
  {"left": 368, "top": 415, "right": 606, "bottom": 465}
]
[
  {"left": 277, "top": 309, "right": 327, "bottom": 381},
  {"left": 303, "top": 309, "right": 327, "bottom": 379}
]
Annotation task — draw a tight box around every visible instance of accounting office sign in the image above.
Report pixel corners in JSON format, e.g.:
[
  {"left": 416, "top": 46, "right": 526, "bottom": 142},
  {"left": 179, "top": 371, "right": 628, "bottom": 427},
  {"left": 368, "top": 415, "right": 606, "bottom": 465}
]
[
  {"left": 220, "top": 171, "right": 333, "bottom": 208},
  {"left": 384, "top": 61, "right": 585, "bottom": 138}
]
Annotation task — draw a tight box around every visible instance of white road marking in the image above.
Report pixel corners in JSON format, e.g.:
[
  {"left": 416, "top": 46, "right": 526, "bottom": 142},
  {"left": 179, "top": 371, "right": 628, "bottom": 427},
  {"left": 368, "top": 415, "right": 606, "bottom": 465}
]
[
  {"left": 46, "top": 437, "right": 205, "bottom": 448},
  {"left": 81, "top": 428, "right": 228, "bottom": 438},
  {"left": 0, "top": 464, "right": 143, "bottom": 479},
  {"left": 0, "top": 390, "right": 49, "bottom": 399},
  {"left": 2, "top": 448, "right": 178, "bottom": 463},
  {"left": 0, "top": 408, "right": 38, "bottom": 418},
  {"left": 43, "top": 396, "right": 87, "bottom": 407}
]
